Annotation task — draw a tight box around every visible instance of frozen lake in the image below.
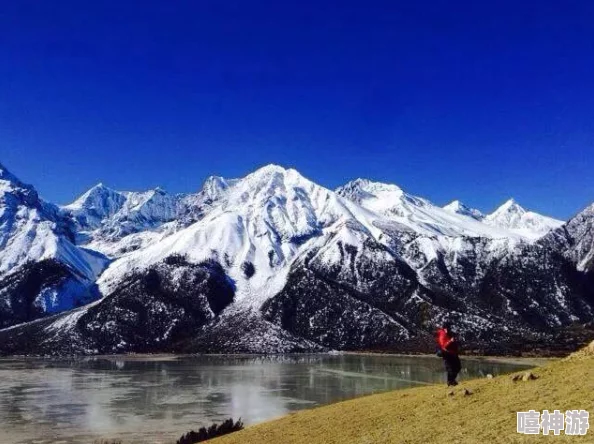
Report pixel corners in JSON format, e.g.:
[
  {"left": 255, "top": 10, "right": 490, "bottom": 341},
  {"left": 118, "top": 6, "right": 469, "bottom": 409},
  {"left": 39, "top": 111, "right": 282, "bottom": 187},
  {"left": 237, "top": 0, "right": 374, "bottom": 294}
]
[{"left": 0, "top": 354, "right": 534, "bottom": 444}]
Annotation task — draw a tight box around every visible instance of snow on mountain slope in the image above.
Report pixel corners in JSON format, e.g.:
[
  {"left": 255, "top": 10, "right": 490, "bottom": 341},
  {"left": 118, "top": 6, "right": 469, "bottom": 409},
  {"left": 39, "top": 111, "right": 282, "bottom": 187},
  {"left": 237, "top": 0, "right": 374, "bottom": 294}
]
[
  {"left": 540, "top": 202, "right": 594, "bottom": 272},
  {"left": 63, "top": 175, "right": 236, "bottom": 258},
  {"left": 198, "top": 175, "right": 232, "bottom": 202},
  {"left": 118, "top": 188, "right": 179, "bottom": 224},
  {"left": 443, "top": 200, "right": 484, "bottom": 220},
  {"left": 0, "top": 163, "right": 107, "bottom": 280},
  {"left": 97, "top": 165, "right": 389, "bottom": 307},
  {"left": 65, "top": 185, "right": 180, "bottom": 237},
  {"left": 1, "top": 162, "right": 592, "bottom": 355},
  {"left": 99, "top": 169, "right": 565, "bottom": 311},
  {"left": 336, "top": 179, "right": 515, "bottom": 239},
  {"left": 84, "top": 228, "right": 171, "bottom": 259},
  {"left": 63, "top": 183, "right": 127, "bottom": 231},
  {"left": 0, "top": 163, "right": 109, "bottom": 328},
  {"left": 484, "top": 199, "right": 563, "bottom": 240}
]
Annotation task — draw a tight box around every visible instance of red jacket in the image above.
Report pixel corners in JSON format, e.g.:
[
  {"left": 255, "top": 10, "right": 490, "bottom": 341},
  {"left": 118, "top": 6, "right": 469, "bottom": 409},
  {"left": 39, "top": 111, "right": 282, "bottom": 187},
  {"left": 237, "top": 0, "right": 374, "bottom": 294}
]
[{"left": 436, "top": 328, "right": 459, "bottom": 354}]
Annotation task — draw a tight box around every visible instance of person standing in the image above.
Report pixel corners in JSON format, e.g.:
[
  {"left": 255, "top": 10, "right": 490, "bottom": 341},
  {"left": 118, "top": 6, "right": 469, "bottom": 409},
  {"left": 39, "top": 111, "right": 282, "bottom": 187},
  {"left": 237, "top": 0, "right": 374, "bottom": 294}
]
[{"left": 436, "top": 322, "right": 461, "bottom": 386}]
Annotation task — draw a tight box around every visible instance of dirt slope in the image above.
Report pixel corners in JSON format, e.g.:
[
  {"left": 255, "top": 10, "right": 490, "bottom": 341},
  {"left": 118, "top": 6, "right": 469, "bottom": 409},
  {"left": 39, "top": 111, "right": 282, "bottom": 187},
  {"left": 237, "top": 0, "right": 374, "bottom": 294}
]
[{"left": 213, "top": 344, "right": 594, "bottom": 444}]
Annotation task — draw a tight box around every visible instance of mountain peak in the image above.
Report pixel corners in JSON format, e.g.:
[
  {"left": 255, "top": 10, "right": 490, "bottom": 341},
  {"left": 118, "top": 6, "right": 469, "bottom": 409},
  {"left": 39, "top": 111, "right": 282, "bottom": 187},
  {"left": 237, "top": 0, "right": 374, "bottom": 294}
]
[
  {"left": 0, "top": 162, "right": 19, "bottom": 182},
  {"left": 0, "top": 162, "right": 39, "bottom": 204},
  {"left": 491, "top": 198, "right": 526, "bottom": 216},
  {"left": 443, "top": 200, "right": 464, "bottom": 212},
  {"left": 0, "top": 163, "right": 106, "bottom": 283},
  {"left": 201, "top": 175, "right": 230, "bottom": 201},
  {"left": 85, "top": 182, "right": 109, "bottom": 191},
  {"left": 236, "top": 164, "right": 312, "bottom": 194},
  {"left": 65, "top": 183, "right": 122, "bottom": 210},
  {"left": 89, "top": 182, "right": 114, "bottom": 193},
  {"left": 484, "top": 199, "right": 562, "bottom": 240},
  {"left": 443, "top": 200, "right": 484, "bottom": 220},
  {"left": 251, "top": 164, "right": 292, "bottom": 176},
  {"left": 63, "top": 183, "right": 127, "bottom": 231},
  {"left": 0, "top": 162, "right": 31, "bottom": 191},
  {"left": 336, "top": 179, "right": 403, "bottom": 198}
]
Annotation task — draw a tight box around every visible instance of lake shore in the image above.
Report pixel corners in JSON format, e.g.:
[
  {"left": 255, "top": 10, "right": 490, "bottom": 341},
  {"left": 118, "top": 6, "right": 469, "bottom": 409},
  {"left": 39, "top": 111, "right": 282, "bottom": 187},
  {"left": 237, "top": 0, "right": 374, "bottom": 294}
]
[
  {"left": 341, "top": 351, "right": 556, "bottom": 367},
  {"left": 0, "top": 352, "right": 539, "bottom": 444},
  {"left": 212, "top": 343, "right": 594, "bottom": 444},
  {"left": 0, "top": 350, "right": 559, "bottom": 365}
]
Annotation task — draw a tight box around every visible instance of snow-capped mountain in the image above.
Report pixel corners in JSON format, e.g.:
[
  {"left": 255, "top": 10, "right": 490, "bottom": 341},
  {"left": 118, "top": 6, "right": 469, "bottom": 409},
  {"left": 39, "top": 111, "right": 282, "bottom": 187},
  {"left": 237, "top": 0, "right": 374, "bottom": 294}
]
[
  {"left": 64, "top": 185, "right": 181, "bottom": 238},
  {"left": 63, "top": 183, "right": 127, "bottom": 231},
  {"left": 336, "top": 179, "right": 514, "bottom": 238},
  {"left": 443, "top": 200, "right": 484, "bottom": 221},
  {"left": 96, "top": 165, "right": 384, "bottom": 306},
  {"left": 198, "top": 175, "right": 232, "bottom": 202},
  {"left": 484, "top": 198, "right": 563, "bottom": 240},
  {"left": 0, "top": 163, "right": 107, "bottom": 279},
  {"left": 0, "top": 163, "right": 108, "bottom": 328},
  {"left": 63, "top": 175, "right": 238, "bottom": 259},
  {"left": 0, "top": 162, "right": 592, "bottom": 356}
]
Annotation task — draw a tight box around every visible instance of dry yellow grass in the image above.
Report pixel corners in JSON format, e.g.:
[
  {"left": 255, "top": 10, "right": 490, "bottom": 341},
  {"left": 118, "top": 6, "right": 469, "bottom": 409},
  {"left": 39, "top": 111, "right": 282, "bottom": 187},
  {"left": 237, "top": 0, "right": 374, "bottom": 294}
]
[{"left": 213, "top": 345, "right": 594, "bottom": 444}]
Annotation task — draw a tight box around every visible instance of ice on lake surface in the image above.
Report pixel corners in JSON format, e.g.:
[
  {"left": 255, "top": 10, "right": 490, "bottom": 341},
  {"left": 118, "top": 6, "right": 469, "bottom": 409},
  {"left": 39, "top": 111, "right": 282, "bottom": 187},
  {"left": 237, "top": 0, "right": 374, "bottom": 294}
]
[{"left": 0, "top": 354, "right": 534, "bottom": 444}]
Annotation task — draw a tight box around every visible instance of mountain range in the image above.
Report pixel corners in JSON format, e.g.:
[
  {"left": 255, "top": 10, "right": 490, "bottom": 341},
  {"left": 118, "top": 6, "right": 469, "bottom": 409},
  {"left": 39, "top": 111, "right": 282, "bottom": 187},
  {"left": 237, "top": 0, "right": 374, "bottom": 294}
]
[{"left": 0, "top": 162, "right": 592, "bottom": 356}]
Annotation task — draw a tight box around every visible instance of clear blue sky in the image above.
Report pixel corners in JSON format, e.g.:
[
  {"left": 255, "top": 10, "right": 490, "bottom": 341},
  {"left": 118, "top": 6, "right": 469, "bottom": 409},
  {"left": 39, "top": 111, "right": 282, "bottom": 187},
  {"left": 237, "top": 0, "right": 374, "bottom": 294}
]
[{"left": 1, "top": 1, "right": 593, "bottom": 219}]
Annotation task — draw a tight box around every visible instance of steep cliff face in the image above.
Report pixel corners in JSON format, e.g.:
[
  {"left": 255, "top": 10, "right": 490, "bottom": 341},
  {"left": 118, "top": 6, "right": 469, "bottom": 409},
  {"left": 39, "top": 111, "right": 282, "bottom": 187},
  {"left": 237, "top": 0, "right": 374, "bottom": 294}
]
[{"left": 540, "top": 203, "right": 594, "bottom": 272}]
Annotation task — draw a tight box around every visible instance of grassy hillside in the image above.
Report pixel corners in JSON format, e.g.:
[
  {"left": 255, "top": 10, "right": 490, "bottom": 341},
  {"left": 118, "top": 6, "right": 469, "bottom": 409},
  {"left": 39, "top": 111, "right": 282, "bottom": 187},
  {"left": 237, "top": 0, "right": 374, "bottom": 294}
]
[{"left": 213, "top": 344, "right": 594, "bottom": 444}]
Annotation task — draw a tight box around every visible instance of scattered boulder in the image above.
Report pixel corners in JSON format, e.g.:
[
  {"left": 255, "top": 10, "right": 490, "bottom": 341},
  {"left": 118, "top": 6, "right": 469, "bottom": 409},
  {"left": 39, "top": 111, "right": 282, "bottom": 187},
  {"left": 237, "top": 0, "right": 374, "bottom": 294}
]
[
  {"left": 486, "top": 374, "right": 494, "bottom": 379},
  {"left": 448, "top": 390, "right": 455, "bottom": 396},
  {"left": 511, "top": 372, "right": 538, "bottom": 382},
  {"left": 522, "top": 371, "right": 538, "bottom": 381},
  {"left": 463, "top": 388, "right": 473, "bottom": 396}
]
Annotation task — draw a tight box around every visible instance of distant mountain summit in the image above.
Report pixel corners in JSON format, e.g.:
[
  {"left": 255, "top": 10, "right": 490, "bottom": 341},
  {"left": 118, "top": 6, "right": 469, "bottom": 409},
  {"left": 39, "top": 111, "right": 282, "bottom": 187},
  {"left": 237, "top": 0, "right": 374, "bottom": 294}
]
[
  {"left": 484, "top": 198, "right": 563, "bottom": 240},
  {"left": 443, "top": 200, "right": 484, "bottom": 221},
  {"left": 64, "top": 183, "right": 127, "bottom": 230},
  {"left": 64, "top": 184, "right": 180, "bottom": 236},
  {"left": 337, "top": 179, "right": 513, "bottom": 238},
  {"left": 0, "top": 162, "right": 592, "bottom": 356}
]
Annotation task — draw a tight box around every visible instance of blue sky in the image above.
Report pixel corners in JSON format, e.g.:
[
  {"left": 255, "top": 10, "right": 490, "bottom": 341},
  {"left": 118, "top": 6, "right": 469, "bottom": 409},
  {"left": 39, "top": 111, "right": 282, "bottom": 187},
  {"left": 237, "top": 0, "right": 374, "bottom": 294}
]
[{"left": 1, "top": 1, "right": 593, "bottom": 219}]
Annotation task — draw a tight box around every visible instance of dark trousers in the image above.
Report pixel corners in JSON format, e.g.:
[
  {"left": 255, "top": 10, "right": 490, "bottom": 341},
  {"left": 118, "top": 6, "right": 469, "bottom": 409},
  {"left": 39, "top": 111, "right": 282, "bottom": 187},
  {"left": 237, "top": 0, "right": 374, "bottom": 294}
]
[{"left": 442, "top": 352, "right": 461, "bottom": 384}]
